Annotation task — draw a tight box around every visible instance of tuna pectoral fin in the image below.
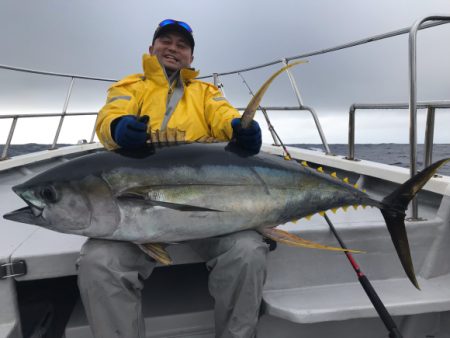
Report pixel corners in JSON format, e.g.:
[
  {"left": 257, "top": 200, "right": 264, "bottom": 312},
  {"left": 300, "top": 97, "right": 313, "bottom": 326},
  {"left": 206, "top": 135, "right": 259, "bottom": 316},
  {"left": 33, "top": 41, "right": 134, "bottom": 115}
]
[
  {"left": 259, "top": 228, "right": 362, "bottom": 253},
  {"left": 118, "top": 193, "right": 222, "bottom": 212},
  {"left": 380, "top": 157, "right": 450, "bottom": 290},
  {"left": 146, "top": 201, "right": 222, "bottom": 212},
  {"left": 138, "top": 243, "right": 172, "bottom": 265}
]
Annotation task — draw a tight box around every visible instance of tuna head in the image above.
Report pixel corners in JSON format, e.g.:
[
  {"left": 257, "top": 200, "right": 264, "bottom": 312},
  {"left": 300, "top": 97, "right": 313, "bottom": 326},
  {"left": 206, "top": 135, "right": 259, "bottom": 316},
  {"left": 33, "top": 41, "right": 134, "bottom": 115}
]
[{"left": 4, "top": 173, "right": 120, "bottom": 237}]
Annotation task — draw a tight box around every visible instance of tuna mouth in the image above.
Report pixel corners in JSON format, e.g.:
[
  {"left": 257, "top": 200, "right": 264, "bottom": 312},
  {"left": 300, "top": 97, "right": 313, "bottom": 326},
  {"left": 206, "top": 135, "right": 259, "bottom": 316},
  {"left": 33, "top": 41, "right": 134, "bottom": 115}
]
[{"left": 3, "top": 206, "right": 48, "bottom": 227}]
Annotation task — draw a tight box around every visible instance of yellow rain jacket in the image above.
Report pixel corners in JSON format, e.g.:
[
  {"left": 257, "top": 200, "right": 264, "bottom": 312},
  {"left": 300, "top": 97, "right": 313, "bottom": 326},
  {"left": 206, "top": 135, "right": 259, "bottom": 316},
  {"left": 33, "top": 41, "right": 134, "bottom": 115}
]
[{"left": 96, "top": 54, "right": 240, "bottom": 149}]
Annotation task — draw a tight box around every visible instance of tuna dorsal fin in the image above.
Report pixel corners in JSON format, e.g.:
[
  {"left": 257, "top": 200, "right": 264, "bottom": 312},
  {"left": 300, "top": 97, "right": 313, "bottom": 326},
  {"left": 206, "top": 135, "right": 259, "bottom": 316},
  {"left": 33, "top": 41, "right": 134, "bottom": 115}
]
[
  {"left": 259, "top": 228, "right": 362, "bottom": 253},
  {"left": 117, "top": 192, "right": 222, "bottom": 212},
  {"left": 138, "top": 243, "right": 172, "bottom": 265}
]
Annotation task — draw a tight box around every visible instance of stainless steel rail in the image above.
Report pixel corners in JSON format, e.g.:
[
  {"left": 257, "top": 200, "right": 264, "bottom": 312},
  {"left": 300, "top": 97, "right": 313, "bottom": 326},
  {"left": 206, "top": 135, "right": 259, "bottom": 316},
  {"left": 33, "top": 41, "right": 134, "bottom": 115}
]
[
  {"left": 234, "top": 106, "right": 301, "bottom": 111},
  {"left": 199, "top": 17, "right": 449, "bottom": 158},
  {"left": 0, "top": 112, "right": 98, "bottom": 160},
  {"left": 348, "top": 101, "right": 450, "bottom": 163},
  {"left": 197, "top": 20, "right": 448, "bottom": 79},
  {"left": 51, "top": 77, "right": 75, "bottom": 149},
  {"left": 0, "top": 65, "right": 114, "bottom": 159},
  {"left": 281, "top": 59, "right": 331, "bottom": 154},
  {"left": 347, "top": 100, "right": 450, "bottom": 219},
  {"left": 408, "top": 15, "right": 450, "bottom": 218},
  {"left": 0, "top": 64, "right": 116, "bottom": 82}
]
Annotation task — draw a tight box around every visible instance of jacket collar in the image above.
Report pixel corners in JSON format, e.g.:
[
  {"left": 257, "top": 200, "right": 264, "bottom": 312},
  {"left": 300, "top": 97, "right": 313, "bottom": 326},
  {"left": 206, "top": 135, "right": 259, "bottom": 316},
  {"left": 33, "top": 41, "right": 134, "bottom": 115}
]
[{"left": 142, "top": 54, "right": 199, "bottom": 85}]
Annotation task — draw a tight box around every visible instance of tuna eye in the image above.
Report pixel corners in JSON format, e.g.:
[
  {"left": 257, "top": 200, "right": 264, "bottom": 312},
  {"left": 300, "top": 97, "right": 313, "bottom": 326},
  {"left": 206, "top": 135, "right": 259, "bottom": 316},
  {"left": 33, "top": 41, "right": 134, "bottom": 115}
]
[{"left": 40, "top": 186, "right": 58, "bottom": 203}]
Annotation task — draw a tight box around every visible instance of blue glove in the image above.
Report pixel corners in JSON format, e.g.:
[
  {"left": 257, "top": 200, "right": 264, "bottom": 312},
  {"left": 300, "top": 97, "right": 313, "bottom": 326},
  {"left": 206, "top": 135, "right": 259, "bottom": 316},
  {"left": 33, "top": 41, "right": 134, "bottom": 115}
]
[
  {"left": 111, "top": 115, "right": 148, "bottom": 149},
  {"left": 231, "top": 118, "right": 262, "bottom": 153}
]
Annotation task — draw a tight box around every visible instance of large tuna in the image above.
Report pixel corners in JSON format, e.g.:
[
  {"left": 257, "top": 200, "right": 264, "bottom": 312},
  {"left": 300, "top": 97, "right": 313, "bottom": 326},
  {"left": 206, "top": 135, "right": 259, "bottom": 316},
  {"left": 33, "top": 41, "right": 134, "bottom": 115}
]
[{"left": 4, "top": 140, "right": 449, "bottom": 289}]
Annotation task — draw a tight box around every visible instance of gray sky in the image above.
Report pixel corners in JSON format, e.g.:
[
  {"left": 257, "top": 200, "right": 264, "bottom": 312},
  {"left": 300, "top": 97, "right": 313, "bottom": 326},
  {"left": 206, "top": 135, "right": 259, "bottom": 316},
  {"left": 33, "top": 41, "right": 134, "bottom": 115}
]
[{"left": 1, "top": 0, "right": 450, "bottom": 144}]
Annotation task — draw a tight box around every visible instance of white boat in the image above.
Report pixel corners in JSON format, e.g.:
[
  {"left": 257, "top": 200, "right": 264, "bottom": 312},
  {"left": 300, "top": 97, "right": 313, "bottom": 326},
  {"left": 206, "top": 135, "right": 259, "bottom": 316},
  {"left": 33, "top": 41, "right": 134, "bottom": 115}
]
[{"left": 1, "top": 15, "right": 450, "bottom": 338}]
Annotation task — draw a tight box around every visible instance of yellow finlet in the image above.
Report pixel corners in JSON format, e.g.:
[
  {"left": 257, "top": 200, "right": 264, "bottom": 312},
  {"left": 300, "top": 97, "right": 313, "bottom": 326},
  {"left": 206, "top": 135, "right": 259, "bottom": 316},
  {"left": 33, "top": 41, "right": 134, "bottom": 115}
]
[
  {"left": 291, "top": 219, "right": 298, "bottom": 224},
  {"left": 353, "top": 205, "right": 358, "bottom": 210},
  {"left": 354, "top": 183, "right": 359, "bottom": 189},
  {"left": 166, "top": 128, "right": 176, "bottom": 143},
  {"left": 331, "top": 172, "right": 337, "bottom": 178},
  {"left": 159, "top": 130, "right": 168, "bottom": 143},
  {"left": 301, "top": 161, "right": 309, "bottom": 167},
  {"left": 331, "top": 208, "right": 338, "bottom": 214},
  {"left": 318, "top": 211, "right": 325, "bottom": 217},
  {"left": 305, "top": 215, "right": 312, "bottom": 220},
  {"left": 363, "top": 189, "right": 367, "bottom": 193},
  {"left": 342, "top": 206, "right": 349, "bottom": 212},
  {"left": 362, "top": 205, "right": 367, "bottom": 209},
  {"left": 343, "top": 177, "right": 349, "bottom": 184},
  {"left": 284, "top": 155, "right": 291, "bottom": 161},
  {"left": 175, "top": 129, "right": 186, "bottom": 142},
  {"left": 317, "top": 167, "right": 324, "bottom": 173}
]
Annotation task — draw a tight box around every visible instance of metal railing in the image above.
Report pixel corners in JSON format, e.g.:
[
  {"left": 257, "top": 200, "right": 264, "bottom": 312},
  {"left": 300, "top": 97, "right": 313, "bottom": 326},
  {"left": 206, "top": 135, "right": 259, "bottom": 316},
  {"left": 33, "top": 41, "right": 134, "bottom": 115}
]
[
  {"left": 0, "top": 14, "right": 449, "bottom": 190},
  {"left": 198, "top": 21, "right": 449, "bottom": 79},
  {"left": 0, "top": 112, "right": 99, "bottom": 160},
  {"left": 0, "top": 66, "right": 116, "bottom": 160},
  {"left": 345, "top": 16, "right": 450, "bottom": 219},
  {"left": 0, "top": 64, "right": 117, "bottom": 82},
  {"left": 199, "top": 15, "right": 450, "bottom": 169},
  {"left": 407, "top": 16, "right": 450, "bottom": 218},
  {"left": 348, "top": 101, "right": 450, "bottom": 165}
]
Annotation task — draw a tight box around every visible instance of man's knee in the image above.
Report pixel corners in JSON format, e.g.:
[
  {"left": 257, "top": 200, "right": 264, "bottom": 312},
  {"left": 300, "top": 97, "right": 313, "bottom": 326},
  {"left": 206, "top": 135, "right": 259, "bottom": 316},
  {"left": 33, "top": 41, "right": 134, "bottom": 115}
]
[
  {"left": 227, "top": 231, "right": 269, "bottom": 268},
  {"left": 77, "top": 239, "right": 154, "bottom": 286},
  {"left": 77, "top": 239, "right": 116, "bottom": 287}
]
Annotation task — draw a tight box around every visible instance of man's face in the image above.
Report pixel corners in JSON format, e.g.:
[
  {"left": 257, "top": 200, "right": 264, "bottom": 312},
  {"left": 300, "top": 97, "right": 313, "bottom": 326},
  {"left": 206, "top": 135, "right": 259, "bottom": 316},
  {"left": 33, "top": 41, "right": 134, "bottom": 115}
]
[{"left": 150, "top": 31, "right": 194, "bottom": 74}]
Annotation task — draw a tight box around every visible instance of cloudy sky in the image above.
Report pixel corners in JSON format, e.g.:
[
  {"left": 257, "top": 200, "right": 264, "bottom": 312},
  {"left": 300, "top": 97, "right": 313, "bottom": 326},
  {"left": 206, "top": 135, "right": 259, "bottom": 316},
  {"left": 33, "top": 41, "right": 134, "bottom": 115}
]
[{"left": 1, "top": 0, "right": 450, "bottom": 144}]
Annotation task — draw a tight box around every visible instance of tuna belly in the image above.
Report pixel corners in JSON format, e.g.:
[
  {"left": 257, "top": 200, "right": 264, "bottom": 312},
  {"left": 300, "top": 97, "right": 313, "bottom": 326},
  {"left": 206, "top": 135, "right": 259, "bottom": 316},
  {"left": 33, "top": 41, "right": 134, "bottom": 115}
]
[{"left": 113, "top": 207, "right": 256, "bottom": 243}]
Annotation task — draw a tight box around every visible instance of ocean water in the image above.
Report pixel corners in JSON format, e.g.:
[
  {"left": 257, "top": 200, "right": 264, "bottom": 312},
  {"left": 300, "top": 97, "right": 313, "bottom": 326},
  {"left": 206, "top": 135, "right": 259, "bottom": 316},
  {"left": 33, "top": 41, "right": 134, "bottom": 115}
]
[
  {"left": 291, "top": 144, "right": 450, "bottom": 176},
  {"left": 0, "top": 144, "right": 71, "bottom": 157},
  {"left": 1, "top": 143, "right": 450, "bottom": 176}
]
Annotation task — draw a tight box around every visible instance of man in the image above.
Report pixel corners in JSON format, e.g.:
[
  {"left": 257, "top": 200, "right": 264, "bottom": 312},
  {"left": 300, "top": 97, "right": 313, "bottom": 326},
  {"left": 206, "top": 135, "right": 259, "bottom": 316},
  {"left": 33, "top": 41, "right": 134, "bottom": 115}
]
[{"left": 77, "top": 19, "right": 268, "bottom": 338}]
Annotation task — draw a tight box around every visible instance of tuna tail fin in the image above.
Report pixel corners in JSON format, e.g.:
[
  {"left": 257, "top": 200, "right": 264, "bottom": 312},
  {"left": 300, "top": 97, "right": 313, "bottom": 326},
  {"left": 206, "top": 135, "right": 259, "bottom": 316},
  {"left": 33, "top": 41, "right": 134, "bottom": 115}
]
[{"left": 380, "top": 158, "right": 450, "bottom": 290}]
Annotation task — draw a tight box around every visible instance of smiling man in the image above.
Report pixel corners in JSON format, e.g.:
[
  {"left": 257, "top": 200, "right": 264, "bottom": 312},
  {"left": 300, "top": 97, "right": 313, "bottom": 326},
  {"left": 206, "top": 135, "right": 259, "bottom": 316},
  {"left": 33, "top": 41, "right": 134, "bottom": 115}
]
[
  {"left": 150, "top": 20, "right": 194, "bottom": 76},
  {"left": 95, "top": 19, "right": 262, "bottom": 152},
  {"left": 80, "top": 19, "right": 267, "bottom": 338}
]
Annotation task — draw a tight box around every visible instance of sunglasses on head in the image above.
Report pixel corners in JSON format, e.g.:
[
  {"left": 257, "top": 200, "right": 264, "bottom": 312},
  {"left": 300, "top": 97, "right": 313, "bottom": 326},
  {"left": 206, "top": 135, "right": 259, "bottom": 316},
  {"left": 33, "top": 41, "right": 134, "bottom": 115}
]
[{"left": 158, "top": 19, "right": 193, "bottom": 33}]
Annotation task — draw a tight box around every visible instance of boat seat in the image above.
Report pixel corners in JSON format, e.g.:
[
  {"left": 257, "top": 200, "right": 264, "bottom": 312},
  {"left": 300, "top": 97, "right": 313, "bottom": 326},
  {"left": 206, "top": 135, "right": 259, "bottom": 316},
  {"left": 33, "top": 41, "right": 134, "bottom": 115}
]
[
  {"left": 9, "top": 227, "right": 205, "bottom": 281},
  {"left": 263, "top": 274, "right": 450, "bottom": 323}
]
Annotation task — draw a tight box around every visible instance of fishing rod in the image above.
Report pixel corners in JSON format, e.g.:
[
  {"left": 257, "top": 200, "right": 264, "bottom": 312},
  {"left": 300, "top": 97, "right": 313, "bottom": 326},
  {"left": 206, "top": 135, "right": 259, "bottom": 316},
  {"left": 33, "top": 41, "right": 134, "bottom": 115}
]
[
  {"left": 324, "top": 214, "right": 403, "bottom": 338},
  {"left": 236, "top": 71, "right": 403, "bottom": 338}
]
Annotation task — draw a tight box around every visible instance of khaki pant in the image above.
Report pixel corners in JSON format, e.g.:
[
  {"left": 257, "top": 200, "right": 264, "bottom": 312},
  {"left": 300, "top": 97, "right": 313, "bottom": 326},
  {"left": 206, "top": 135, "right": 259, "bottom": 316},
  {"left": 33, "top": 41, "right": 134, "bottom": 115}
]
[{"left": 77, "top": 230, "right": 268, "bottom": 338}]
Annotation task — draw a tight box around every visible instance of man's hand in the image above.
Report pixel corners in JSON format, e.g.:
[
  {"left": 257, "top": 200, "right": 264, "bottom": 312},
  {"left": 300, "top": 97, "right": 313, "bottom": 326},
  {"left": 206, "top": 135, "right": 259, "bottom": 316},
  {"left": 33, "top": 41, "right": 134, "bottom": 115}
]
[
  {"left": 231, "top": 118, "right": 262, "bottom": 154},
  {"left": 112, "top": 115, "right": 149, "bottom": 149}
]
